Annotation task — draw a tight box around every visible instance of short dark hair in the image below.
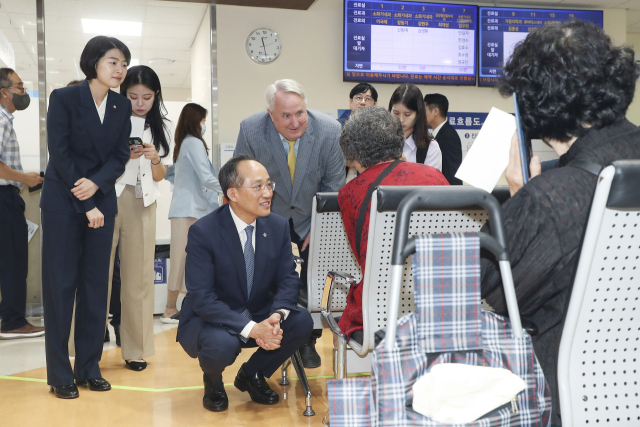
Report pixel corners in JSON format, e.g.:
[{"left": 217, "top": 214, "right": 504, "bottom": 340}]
[
  {"left": 349, "top": 83, "right": 378, "bottom": 102},
  {"left": 340, "top": 106, "right": 403, "bottom": 168},
  {"left": 219, "top": 154, "right": 257, "bottom": 200},
  {"left": 0, "top": 68, "right": 15, "bottom": 91},
  {"left": 80, "top": 36, "right": 131, "bottom": 80},
  {"left": 424, "top": 93, "right": 449, "bottom": 117},
  {"left": 499, "top": 20, "right": 639, "bottom": 142}
]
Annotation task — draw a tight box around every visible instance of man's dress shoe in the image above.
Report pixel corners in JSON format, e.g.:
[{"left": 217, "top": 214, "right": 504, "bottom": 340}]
[
  {"left": 125, "top": 360, "right": 147, "bottom": 371},
  {"left": 50, "top": 384, "right": 79, "bottom": 399},
  {"left": 299, "top": 337, "right": 321, "bottom": 368},
  {"left": 203, "top": 373, "right": 228, "bottom": 411},
  {"left": 234, "top": 363, "right": 279, "bottom": 405},
  {"left": 203, "top": 389, "right": 229, "bottom": 412},
  {"left": 75, "top": 378, "right": 111, "bottom": 391}
]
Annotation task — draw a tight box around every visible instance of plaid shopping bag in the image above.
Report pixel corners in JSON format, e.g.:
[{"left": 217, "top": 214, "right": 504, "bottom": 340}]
[
  {"left": 327, "top": 377, "right": 374, "bottom": 427},
  {"left": 371, "top": 233, "right": 551, "bottom": 427}
]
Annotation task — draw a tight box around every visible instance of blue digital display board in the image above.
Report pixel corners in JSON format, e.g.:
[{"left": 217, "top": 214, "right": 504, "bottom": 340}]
[
  {"left": 478, "top": 7, "right": 603, "bottom": 87},
  {"left": 344, "top": 1, "right": 478, "bottom": 85}
]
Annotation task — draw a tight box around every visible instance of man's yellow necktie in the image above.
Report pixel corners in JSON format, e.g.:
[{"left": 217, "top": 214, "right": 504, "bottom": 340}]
[{"left": 287, "top": 140, "right": 296, "bottom": 183}]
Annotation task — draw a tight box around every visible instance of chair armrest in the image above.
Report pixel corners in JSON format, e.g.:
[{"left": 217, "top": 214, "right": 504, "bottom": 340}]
[
  {"left": 320, "top": 272, "right": 356, "bottom": 336},
  {"left": 320, "top": 310, "right": 344, "bottom": 336}
]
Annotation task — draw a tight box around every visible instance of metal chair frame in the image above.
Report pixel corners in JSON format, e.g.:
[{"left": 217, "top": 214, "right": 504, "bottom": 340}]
[
  {"left": 277, "top": 258, "right": 315, "bottom": 417},
  {"left": 557, "top": 161, "right": 640, "bottom": 427},
  {"left": 321, "top": 186, "right": 511, "bottom": 378}
]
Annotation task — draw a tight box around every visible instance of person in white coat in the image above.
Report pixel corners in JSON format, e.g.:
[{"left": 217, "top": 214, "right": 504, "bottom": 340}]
[
  {"left": 162, "top": 103, "right": 222, "bottom": 323},
  {"left": 108, "top": 65, "right": 172, "bottom": 371}
]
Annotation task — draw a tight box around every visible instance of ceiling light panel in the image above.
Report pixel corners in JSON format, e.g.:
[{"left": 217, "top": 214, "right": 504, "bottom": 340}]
[{"left": 81, "top": 19, "right": 142, "bottom": 37}]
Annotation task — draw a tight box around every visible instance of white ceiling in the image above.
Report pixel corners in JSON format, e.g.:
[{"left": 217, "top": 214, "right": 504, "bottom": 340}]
[
  {"left": 0, "top": 0, "right": 208, "bottom": 94},
  {"left": 1, "top": 0, "right": 640, "bottom": 94}
]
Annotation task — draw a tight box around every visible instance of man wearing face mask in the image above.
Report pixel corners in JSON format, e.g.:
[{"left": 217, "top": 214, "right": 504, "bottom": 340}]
[{"left": 0, "top": 68, "right": 45, "bottom": 339}]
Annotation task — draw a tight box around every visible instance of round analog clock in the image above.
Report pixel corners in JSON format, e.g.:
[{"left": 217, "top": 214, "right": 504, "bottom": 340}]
[{"left": 246, "top": 28, "right": 281, "bottom": 64}]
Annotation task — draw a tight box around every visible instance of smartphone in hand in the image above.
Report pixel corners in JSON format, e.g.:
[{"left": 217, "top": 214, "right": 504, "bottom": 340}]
[
  {"left": 28, "top": 171, "right": 45, "bottom": 192},
  {"left": 513, "top": 93, "right": 531, "bottom": 184},
  {"left": 129, "top": 137, "right": 143, "bottom": 148}
]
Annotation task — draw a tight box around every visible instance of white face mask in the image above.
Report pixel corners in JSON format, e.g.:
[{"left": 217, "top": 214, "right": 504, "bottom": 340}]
[{"left": 201, "top": 124, "right": 206, "bottom": 136}]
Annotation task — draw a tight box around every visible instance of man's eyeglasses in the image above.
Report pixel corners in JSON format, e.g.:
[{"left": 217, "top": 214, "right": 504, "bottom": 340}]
[
  {"left": 2, "top": 86, "right": 26, "bottom": 94},
  {"left": 354, "top": 95, "right": 374, "bottom": 104},
  {"left": 240, "top": 181, "right": 276, "bottom": 194}
]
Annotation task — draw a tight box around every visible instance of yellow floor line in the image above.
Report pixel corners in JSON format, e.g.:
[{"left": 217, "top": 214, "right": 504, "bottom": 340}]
[{"left": 0, "top": 372, "right": 370, "bottom": 392}]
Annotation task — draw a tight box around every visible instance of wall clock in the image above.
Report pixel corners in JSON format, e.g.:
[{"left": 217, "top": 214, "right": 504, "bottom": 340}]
[{"left": 246, "top": 28, "right": 281, "bottom": 64}]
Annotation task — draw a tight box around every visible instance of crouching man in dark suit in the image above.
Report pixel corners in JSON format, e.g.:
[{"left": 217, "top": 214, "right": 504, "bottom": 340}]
[{"left": 177, "top": 154, "right": 313, "bottom": 412}]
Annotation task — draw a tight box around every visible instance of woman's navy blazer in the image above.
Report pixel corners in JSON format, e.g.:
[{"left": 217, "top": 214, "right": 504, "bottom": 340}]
[{"left": 41, "top": 79, "right": 132, "bottom": 216}]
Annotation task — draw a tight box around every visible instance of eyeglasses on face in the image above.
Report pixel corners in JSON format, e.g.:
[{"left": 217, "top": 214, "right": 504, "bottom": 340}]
[
  {"left": 354, "top": 95, "right": 374, "bottom": 104},
  {"left": 239, "top": 181, "right": 276, "bottom": 194},
  {"left": 2, "top": 86, "right": 26, "bottom": 94}
]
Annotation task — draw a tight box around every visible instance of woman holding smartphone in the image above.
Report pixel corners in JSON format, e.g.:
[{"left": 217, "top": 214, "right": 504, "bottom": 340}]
[
  {"left": 389, "top": 84, "right": 443, "bottom": 173},
  {"left": 107, "top": 65, "right": 171, "bottom": 371},
  {"left": 41, "top": 36, "right": 131, "bottom": 399},
  {"left": 162, "top": 103, "right": 222, "bottom": 322}
]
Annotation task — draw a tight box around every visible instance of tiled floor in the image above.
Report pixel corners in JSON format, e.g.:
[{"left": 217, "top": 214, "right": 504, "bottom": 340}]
[{"left": 0, "top": 317, "right": 339, "bottom": 427}]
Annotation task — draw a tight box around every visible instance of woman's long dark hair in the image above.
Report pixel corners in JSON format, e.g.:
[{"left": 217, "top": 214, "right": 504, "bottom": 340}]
[
  {"left": 388, "top": 84, "right": 432, "bottom": 150},
  {"left": 120, "top": 65, "right": 170, "bottom": 158},
  {"left": 173, "top": 103, "right": 208, "bottom": 163}
]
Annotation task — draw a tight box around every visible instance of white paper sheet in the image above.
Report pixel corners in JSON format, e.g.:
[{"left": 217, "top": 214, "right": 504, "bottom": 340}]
[
  {"left": 26, "top": 219, "right": 38, "bottom": 243},
  {"left": 130, "top": 116, "right": 146, "bottom": 138},
  {"left": 454, "top": 107, "right": 516, "bottom": 193}
]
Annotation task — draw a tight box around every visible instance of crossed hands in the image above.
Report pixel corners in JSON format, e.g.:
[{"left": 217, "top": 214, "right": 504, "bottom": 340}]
[
  {"left": 249, "top": 313, "right": 284, "bottom": 351},
  {"left": 70, "top": 177, "right": 103, "bottom": 229},
  {"left": 72, "top": 177, "right": 98, "bottom": 201}
]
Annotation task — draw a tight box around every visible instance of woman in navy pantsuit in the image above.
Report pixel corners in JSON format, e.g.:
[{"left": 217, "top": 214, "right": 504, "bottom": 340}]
[{"left": 41, "top": 36, "right": 132, "bottom": 399}]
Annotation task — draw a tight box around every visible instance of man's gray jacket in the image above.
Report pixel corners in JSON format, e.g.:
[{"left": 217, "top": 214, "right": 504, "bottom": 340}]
[{"left": 234, "top": 109, "right": 345, "bottom": 237}]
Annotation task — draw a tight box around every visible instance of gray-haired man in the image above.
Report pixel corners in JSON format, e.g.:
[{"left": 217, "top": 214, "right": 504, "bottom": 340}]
[{"left": 234, "top": 79, "right": 345, "bottom": 367}]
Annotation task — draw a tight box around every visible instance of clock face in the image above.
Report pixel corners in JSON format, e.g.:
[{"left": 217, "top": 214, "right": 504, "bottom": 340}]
[{"left": 246, "top": 28, "right": 281, "bottom": 64}]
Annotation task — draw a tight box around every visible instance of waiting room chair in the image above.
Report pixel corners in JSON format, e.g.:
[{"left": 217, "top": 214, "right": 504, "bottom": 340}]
[
  {"left": 305, "top": 193, "right": 362, "bottom": 329},
  {"left": 557, "top": 160, "right": 640, "bottom": 427},
  {"left": 321, "top": 185, "right": 511, "bottom": 378}
]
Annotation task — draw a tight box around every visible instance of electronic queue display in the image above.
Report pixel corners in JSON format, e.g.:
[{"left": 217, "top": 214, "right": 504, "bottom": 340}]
[
  {"left": 344, "top": 1, "right": 478, "bottom": 85},
  {"left": 478, "top": 7, "right": 603, "bottom": 87}
]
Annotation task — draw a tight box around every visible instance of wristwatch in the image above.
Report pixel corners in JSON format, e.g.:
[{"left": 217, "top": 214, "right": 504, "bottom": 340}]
[{"left": 270, "top": 310, "right": 286, "bottom": 323}]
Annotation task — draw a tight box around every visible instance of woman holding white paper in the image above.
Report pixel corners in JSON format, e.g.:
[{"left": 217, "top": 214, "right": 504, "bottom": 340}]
[
  {"left": 108, "top": 65, "right": 171, "bottom": 372},
  {"left": 481, "top": 21, "right": 640, "bottom": 426},
  {"left": 389, "top": 84, "right": 442, "bottom": 173}
]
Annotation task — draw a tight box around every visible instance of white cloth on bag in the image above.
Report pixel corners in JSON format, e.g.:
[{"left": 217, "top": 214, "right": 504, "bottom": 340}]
[{"left": 412, "top": 363, "right": 526, "bottom": 424}]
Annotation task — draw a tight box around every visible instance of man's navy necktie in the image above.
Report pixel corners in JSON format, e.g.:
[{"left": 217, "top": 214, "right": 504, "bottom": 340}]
[
  {"left": 243, "top": 225, "right": 255, "bottom": 297},
  {"left": 240, "top": 225, "right": 254, "bottom": 343}
]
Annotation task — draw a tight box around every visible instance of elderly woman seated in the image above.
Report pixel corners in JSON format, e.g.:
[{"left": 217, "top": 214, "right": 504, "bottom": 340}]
[
  {"left": 481, "top": 20, "right": 640, "bottom": 426},
  {"left": 337, "top": 106, "right": 448, "bottom": 343}
]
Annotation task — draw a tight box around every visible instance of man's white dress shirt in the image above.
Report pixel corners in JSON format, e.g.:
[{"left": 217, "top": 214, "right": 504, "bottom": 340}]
[
  {"left": 403, "top": 134, "right": 443, "bottom": 171},
  {"left": 229, "top": 205, "right": 290, "bottom": 339}
]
